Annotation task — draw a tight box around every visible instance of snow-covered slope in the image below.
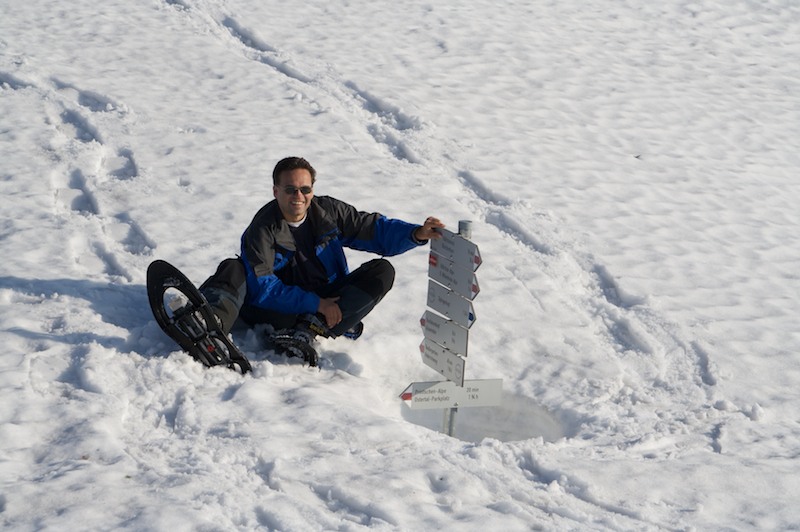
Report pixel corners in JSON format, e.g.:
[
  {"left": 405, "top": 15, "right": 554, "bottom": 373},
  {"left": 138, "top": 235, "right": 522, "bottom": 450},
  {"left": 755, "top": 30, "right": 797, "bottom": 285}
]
[{"left": 1, "top": 0, "right": 799, "bottom": 529}]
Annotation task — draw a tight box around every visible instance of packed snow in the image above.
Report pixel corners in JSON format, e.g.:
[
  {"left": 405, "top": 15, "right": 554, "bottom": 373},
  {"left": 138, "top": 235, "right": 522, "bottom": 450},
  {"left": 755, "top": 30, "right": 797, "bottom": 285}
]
[{"left": 2, "top": 0, "right": 799, "bottom": 529}]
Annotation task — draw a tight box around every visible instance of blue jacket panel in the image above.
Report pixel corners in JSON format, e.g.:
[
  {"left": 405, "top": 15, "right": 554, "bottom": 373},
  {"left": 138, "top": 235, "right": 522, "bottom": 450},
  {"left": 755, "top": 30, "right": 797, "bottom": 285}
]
[{"left": 241, "top": 196, "right": 422, "bottom": 315}]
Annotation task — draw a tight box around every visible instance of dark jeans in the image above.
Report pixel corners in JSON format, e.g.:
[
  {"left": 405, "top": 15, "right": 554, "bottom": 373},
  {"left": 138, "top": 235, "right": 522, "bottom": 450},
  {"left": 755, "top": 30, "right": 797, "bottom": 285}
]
[{"left": 200, "top": 257, "right": 395, "bottom": 337}]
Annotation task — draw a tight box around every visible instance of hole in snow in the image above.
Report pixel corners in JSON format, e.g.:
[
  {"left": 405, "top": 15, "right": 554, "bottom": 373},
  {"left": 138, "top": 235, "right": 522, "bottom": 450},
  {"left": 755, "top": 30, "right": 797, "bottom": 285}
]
[{"left": 401, "top": 392, "right": 573, "bottom": 443}]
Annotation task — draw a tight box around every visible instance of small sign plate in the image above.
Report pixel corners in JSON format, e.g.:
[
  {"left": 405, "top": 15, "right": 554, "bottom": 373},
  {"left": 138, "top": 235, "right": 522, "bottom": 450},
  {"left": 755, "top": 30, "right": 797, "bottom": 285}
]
[
  {"left": 420, "top": 338, "right": 465, "bottom": 386},
  {"left": 431, "top": 227, "right": 482, "bottom": 272},
  {"left": 400, "top": 379, "right": 503, "bottom": 410},
  {"left": 428, "top": 252, "right": 480, "bottom": 300},
  {"left": 420, "top": 310, "right": 469, "bottom": 356},
  {"left": 426, "top": 280, "right": 476, "bottom": 329}
]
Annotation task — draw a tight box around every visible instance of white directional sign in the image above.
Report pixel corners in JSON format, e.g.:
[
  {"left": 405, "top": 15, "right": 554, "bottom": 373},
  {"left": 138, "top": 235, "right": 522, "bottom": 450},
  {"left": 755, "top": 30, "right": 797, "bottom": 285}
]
[
  {"left": 428, "top": 252, "right": 480, "bottom": 300},
  {"left": 420, "top": 338, "right": 465, "bottom": 386},
  {"left": 403, "top": 220, "right": 502, "bottom": 436},
  {"left": 426, "top": 280, "right": 476, "bottom": 329},
  {"left": 400, "top": 379, "right": 503, "bottom": 410},
  {"left": 431, "top": 227, "right": 482, "bottom": 272},
  {"left": 420, "top": 310, "right": 469, "bottom": 356}
]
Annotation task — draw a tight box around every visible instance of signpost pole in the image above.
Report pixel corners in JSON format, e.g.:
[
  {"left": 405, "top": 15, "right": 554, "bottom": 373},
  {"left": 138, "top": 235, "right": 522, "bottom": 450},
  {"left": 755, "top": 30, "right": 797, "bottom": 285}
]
[
  {"left": 458, "top": 219, "right": 472, "bottom": 240},
  {"left": 440, "top": 220, "right": 472, "bottom": 436},
  {"left": 443, "top": 406, "right": 457, "bottom": 437}
]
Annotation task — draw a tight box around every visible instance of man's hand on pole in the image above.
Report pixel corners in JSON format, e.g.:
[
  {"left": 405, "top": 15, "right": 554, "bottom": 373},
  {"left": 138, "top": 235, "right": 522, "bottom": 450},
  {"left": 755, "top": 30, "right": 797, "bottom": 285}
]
[{"left": 414, "top": 217, "right": 445, "bottom": 242}]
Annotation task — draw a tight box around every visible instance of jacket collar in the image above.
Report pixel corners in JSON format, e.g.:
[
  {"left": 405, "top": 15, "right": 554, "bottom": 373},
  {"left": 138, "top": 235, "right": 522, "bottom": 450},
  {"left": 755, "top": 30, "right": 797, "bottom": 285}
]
[{"left": 271, "top": 197, "right": 338, "bottom": 251}]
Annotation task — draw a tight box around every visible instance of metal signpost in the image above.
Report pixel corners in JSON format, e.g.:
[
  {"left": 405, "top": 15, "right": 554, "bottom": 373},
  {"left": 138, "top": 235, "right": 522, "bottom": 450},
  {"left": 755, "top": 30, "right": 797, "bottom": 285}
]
[{"left": 400, "top": 220, "right": 503, "bottom": 436}]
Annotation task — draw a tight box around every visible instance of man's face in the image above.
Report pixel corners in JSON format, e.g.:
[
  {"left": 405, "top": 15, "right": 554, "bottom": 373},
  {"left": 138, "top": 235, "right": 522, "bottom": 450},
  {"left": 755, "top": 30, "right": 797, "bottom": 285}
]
[{"left": 274, "top": 168, "right": 314, "bottom": 222}]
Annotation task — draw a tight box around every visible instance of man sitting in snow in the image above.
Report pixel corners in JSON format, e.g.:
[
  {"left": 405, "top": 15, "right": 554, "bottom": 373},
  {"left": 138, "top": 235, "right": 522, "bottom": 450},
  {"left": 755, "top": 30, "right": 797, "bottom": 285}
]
[{"left": 197, "top": 156, "right": 444, "bottom": 364}]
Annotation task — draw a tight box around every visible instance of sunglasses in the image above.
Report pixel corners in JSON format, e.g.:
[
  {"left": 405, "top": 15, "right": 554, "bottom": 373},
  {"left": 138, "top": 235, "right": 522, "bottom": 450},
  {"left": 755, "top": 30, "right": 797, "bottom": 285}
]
[{"left": 281, "top": 185, "right": 313, "bottom": 195}]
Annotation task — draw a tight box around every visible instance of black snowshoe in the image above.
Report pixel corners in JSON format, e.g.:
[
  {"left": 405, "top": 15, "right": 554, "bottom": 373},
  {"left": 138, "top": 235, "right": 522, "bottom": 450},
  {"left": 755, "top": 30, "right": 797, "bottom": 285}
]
[
  {"left": 264, "top": 328, "right": 319, "bottom": 367},
  {"left": 264, "top": 313, "right": 332, "bottom": 367},
  {"left": 147, "top": 259, "right": 251, "bottom": 374},
  {"left": 263, "top": 313, "right": 364, "bottom": 367}
]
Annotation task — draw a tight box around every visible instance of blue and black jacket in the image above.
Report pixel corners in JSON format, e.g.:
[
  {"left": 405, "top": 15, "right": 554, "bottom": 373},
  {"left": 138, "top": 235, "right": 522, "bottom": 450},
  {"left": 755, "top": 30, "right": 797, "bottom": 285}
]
[{"left": 240, "top": 196, "right": 423, "bottom": 315}]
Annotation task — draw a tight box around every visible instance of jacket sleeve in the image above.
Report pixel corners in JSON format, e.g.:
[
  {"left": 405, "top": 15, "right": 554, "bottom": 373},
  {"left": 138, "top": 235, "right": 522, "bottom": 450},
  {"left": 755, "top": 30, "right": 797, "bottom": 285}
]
[{"left": 323, "top": 197, "right": 423, "bottom": 256}]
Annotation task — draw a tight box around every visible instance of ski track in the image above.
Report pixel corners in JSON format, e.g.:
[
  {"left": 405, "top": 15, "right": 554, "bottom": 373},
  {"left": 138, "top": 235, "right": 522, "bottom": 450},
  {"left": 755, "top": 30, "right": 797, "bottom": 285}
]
[
  {"left": 3, "top": 70, "right": 160, "bottom": 396},
  {"left": 163, "top": 0, "right": 428, "bottom": 166},
  {"left": 0, "top": 70, "right": 34, "bottom": 90},
  {"left": 41, "top": 75, "right": 152, "bottom": 285}
]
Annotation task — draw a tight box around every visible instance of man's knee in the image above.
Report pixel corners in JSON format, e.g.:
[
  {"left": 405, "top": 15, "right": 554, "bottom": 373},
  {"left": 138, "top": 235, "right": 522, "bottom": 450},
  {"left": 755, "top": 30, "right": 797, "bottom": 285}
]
[
  {"left": 365, "top": 258, "right": 395, "bottom": 295},
  {"left": 201, "top": 258, "right": 246, "bottom": 291}
]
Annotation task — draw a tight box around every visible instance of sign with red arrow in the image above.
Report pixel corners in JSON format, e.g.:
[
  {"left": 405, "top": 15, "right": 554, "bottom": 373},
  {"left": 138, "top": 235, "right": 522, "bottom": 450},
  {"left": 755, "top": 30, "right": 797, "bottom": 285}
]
[{"left": 400, "top": 379, "right": 503, "bottom": 410}]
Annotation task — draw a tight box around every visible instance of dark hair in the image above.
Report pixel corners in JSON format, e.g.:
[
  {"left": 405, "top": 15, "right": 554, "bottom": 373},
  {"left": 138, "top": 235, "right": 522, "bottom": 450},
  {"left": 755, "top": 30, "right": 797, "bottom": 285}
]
[{"left": 272, "top": 157, "right": 316, "bottom": 185}]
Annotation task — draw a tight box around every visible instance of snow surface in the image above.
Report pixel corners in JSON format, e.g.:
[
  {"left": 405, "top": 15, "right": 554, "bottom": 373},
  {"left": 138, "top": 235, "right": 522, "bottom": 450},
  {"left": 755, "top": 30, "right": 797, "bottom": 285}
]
[{"left": 2, "top": 0, "right": 799, "bottom": 529}]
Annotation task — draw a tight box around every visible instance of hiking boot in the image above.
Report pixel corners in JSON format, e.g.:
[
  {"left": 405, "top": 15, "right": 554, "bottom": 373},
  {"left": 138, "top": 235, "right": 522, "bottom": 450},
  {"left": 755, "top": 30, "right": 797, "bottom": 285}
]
[
  {"left": 296, "top": 313, "right": 363, "bottom": 340},
  {"left": 169, "top": 297, "right": 208, "bottom": 340},
  {"left": 342, "top": 321, "right": 364, "bottom": 341},
  {"left": 169, "top": 295, "right": 222, "bottom": 339},
  {"left": 165, "top": 295, "right": 246, "bottom": 369},
  {"left": 296, "top": 313, "right": 331, "bottom": 338}
]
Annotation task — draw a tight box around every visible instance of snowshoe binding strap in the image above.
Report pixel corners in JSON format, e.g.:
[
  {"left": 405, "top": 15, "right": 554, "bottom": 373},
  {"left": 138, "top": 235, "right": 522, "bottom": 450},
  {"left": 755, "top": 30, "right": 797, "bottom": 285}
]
[{"left": 265, "top": 331, "right": 319, "bottom": 368}]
